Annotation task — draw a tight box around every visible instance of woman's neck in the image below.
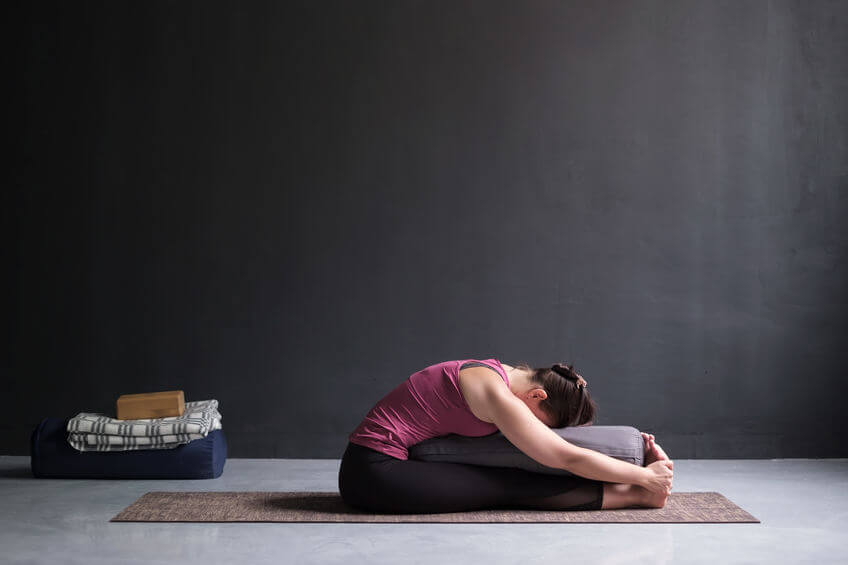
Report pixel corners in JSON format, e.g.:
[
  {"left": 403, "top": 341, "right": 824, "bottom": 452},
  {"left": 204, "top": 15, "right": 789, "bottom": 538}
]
[{"left": 503, "top": 363, "right": 534, "bottom": 394}]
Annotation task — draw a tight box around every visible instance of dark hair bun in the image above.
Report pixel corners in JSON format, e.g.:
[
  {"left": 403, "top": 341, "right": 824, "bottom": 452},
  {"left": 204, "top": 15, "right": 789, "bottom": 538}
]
[
  {"left": 551, "top": 363, "right": 577, "bottom": 378},
  {"left": 551, "top": 363, "right": 588, "bottom": 389}
]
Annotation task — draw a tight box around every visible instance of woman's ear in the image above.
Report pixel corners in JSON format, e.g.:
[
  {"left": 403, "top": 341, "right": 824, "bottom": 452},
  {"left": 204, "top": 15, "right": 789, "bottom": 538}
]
[{"left": 530, "top": 388, "right": 548, "bottom": 401}]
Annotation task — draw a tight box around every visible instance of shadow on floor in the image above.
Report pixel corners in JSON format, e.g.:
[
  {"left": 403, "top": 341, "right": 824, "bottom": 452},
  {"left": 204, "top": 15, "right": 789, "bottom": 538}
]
[{"left": 0, "top": 465, "right": 34, "bottom": 479}]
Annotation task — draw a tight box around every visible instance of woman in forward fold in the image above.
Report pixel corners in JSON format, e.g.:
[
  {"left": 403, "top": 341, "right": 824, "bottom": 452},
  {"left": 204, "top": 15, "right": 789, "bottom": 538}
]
[{"left": 339, "top": 358, "right": 674, "bottom": 514}]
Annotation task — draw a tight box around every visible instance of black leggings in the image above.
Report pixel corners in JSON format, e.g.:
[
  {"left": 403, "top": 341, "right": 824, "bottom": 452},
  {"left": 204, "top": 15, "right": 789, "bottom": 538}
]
[{"left": 338, "top": 441, "right": 604, "bottom": 514}]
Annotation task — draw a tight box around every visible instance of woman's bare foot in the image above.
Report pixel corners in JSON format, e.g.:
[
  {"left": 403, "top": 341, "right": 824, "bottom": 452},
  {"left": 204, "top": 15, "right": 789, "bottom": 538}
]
[
  {"left": 641, "top": 432, "right": 670, "bottom": 465},
  {"left": 601, "top": 483, "right": 669, "bottom": 509},
  {"left": 651, "top": 440, "right": 670, "bottom": 461},
  {"left": 638, "top": 484, "right": 670, "bottom": 509}
]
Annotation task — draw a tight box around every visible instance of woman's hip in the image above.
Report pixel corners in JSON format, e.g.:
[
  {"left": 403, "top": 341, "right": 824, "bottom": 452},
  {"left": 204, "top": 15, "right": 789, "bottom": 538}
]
[{"left": 338, "top": 442, "right": 397, "bottom": 505}]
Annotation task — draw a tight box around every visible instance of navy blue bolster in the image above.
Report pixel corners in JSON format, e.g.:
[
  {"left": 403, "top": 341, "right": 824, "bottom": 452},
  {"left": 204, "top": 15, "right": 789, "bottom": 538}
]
[{"left": 30, "top": 417, "right": 226, "bottom": 479}]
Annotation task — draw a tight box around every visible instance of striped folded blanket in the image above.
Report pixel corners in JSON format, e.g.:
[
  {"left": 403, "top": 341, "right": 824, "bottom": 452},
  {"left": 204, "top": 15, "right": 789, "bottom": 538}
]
[{"left": 66, "top": 399, "right": 222, "bottom": 452}]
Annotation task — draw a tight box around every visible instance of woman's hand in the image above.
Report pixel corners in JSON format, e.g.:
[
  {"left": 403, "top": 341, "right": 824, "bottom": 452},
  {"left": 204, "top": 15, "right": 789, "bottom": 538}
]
[{"left": 640, "top": 459, "right": 674, "bottom": 494}]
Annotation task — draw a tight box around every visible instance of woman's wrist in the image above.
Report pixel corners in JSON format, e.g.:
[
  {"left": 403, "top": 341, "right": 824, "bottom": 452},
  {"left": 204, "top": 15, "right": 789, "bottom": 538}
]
[{"left": 633, "top": 465, "right": 650, "bottom": 487}]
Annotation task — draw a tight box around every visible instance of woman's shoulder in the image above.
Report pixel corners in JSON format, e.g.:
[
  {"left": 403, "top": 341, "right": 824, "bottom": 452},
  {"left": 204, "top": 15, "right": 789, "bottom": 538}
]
[{"left": 456, "top": 360, "right": 512, "bottom": 423}]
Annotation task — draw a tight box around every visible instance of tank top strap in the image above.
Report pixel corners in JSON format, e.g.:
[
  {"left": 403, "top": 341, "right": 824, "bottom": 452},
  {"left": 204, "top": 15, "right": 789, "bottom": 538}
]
[{"left": 457, "top": 358, "right": 509, "bottom": 388}]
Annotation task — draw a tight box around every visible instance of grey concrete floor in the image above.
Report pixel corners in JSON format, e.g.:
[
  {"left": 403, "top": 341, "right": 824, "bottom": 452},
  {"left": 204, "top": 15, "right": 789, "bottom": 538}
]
[{"left": 1, "top": 456, "right": 847, "bottom": 565}]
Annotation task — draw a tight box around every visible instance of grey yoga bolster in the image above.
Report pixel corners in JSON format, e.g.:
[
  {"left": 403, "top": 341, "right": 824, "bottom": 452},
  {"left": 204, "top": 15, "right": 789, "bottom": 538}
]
[{"left": 408, "top": 425, "right": 644, "bottom": 476}]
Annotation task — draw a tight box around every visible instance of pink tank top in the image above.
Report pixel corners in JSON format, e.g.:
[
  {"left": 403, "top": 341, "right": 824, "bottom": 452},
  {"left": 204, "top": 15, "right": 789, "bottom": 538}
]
[{"left": 348, "top": 358, "right": 510, "bottom": 460}]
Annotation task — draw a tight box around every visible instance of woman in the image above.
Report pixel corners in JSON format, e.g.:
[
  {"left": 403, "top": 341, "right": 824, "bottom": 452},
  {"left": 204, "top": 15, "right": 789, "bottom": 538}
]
[{"left": 338, "top": 358, "right": 674, "bottom": 514}]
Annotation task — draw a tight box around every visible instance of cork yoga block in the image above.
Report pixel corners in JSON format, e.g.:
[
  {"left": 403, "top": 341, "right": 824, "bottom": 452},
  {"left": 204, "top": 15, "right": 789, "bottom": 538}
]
[{"left": 116, "top": 390, "right": 186, "bottom": 420}]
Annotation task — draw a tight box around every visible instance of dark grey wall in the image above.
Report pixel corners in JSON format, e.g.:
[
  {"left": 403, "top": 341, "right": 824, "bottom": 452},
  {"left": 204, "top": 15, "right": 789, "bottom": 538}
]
[{"left": 8, "top": 1, "right": 848, "bottom": 458}]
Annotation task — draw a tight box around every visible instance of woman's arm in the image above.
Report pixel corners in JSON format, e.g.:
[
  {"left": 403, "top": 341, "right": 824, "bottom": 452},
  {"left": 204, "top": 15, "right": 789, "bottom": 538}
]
[{"left": 482, "top": 379, "right": 650, "bottom": 486}]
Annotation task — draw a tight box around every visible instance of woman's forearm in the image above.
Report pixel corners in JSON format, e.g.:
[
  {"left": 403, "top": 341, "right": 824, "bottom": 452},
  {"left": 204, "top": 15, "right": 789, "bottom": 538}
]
[{"left": 563, "top": 446, "right": 648, "bottom": 486}]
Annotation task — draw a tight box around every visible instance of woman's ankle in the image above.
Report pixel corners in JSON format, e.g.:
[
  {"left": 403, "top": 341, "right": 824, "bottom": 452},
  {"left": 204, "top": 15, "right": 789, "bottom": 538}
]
[{"left": 600, "top": 483, "right": 646, "bottom": 510}]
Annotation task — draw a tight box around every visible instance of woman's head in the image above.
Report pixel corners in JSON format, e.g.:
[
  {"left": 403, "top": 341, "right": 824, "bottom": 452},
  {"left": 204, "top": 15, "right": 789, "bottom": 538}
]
[{"left": 513, "top": 361, "right": 597, "bottom": 428}]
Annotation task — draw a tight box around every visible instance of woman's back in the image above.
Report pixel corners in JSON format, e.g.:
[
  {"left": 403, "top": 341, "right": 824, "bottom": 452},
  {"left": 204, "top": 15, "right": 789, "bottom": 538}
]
[{"left": 348, "top": 358, "right": 510, "bottom": 460}]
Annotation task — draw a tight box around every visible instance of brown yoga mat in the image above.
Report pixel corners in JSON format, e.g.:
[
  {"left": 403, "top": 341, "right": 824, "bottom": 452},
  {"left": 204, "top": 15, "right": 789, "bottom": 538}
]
[{"left": 111, "top": 491, "right": 759, "bottom": 523}]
